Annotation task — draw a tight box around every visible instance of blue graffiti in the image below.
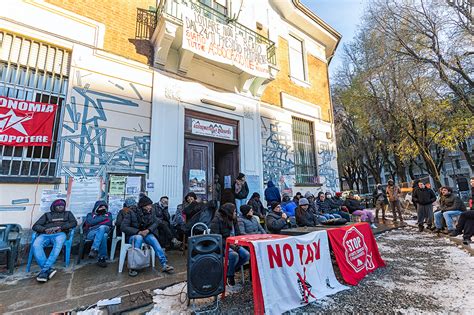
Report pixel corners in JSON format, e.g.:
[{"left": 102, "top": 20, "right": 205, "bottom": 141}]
[
  {"left": 318, "top": 142, "right": 338, "bottom": 191},
  {"left": 60, "top": 87, "right": 150, "bottom": 182},
  {"left": 261, "top": 117, "right": 295, "bottom": 182}
]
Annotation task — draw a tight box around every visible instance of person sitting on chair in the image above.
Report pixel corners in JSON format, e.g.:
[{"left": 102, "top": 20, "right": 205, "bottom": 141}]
[
  {"left": 434, "top": 186, "right": 466, "bottom": 234},
  {"left": 116, "top": 197, "right": 137, "bottom": 236},
  {"left": 296, "top": 198, "right": 319, "bottom": 227},
  {"left": 266, "top": 202, "right": 288, "bottom": 234},
  {"left": 343, "top": 192, "right": 377, "bottom": 228},
  {"left": 247, "top": 192, "right": 266, "bottom": 219},
  {"left": 121, "top": 195, "right": 174, "bottom": 277},
  {"left": 238, "top": 205, "right": 266, "bottom": 235},
  {"left": 83, "top": 200, "right": 113, "bottom": 267},
  {"left": 153, "top": 196, "right": 182, "bottom": 250},
  {"left": 32, "top": 199, "right": 77, "bottom": 282},
  {"left": 316, "top": 192, "right": 342, "bottom": 220},
  {"left": 210, "top": 203, "right": 249, "bottom": 293},
  {"left": 326, "top": 192, "right": 351, "bottom": 221}
]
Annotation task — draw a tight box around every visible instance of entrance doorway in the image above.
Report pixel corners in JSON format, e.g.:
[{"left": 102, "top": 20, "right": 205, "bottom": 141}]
[{"left": 183, "top": 110, "right": 240, "bottom": 204}]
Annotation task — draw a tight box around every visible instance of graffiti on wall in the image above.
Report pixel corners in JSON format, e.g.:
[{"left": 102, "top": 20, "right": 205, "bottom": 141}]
[
  {"left": 59, "top": 86, "right": 150, "bottom": 184},
  {"left": 261, "top": 117, "right": 295, "bottom": 187},
  {"left": 317, "top": 141, "right": 338, "bottom": 192}
]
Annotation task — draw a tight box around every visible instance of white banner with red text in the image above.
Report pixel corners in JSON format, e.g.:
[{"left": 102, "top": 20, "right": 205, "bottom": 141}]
[{"left": 252, "top": 231, "right": 348, "bottom": 315}]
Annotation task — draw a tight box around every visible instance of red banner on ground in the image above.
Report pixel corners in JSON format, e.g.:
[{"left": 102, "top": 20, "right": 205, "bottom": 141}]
[
  {"left": 327, "top": 223, "right": 385, "bottom": 285},
  {"left": 0, "top": 96, "right": 57, "bottom": 146}
]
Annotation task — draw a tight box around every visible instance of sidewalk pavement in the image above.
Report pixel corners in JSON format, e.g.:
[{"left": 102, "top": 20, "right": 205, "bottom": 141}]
[{"left": 0, "top": 251, "right": 187, "bottom": 315}]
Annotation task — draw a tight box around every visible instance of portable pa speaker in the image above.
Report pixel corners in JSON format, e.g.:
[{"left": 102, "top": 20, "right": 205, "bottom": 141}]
[{"left": 187, "top": 234, "right": 224, "bottom": 299}]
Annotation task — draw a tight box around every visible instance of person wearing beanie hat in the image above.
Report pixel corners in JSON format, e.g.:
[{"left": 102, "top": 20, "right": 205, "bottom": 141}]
[
  {"left": 232, "top": 172, "right": 249, "bottom": 212},
  {"left": 32, "top": 199, "right": 77, "bottom": 282},
  {"left": 238, "top": 205, "right": 266, "bottom": 235},
  {"left": 122, "top": 195, "right": 174, "bottom": 276},
  {"left": 115, "top": 197, "right": 138, "bottom": 238},
  {"left": 247, "top": 192, "right": 266, "bottom": 219},
  {"left": 210, "top": 203, "right": 249, "bottom": 291},
  {"left": 83, "top": 200, "right": 113, "bottom": 267},
  {"left": 296, "top": 198, "right": 319, "bottom": 227},
  {"left": 266, "top": 202, "right": 288, "bottom": 234}
]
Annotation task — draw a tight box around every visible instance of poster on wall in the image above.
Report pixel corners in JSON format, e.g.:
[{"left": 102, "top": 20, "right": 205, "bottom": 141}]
[
  {"left": 67, "top": 177, "right": 102, "bottom": 216},
  {"left": 0, "top": 96, "right": 58, "bottom": 146},
  {"left": 277, "top": 175, "right": 295, "bottom": 196},
  {"left": 108, "top": 195, "right": 125, "bottom": 217},
  {"left": 40, "top": 190, "right": 67, "bottom": 212},
  {"left": 246, "top": 175, "right": 262, "bottom": 199},
  {"left": 109, "top": 175, "right": 126, "bottom": 195},
  {"left": 126, "top": 176, "right": 141, "bottom": 195},
  {"left": 189, "top": 169, "right": 206, "bottom": 194},
  {"left": 181, "top": 6, "right": 269, "bottom": 79},
  {"left": 224, "top": 175, "right": 232, "bottom": 189}
]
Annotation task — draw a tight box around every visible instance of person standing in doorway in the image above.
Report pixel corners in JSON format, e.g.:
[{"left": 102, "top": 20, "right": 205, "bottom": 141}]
[
  {"left": 213, "top": 173, "right": 222, "bottom": 209},
  {"left": 372, "top": 184, "right": 388, "bottom": 222},
  {"left": 232, "top": 173, "right": 249, "bottom": 213},
  {"left": 386, "top": 179, "right": 403, "bottom": 222},
  {"left": 412, "top": 182, "right": 436, "bottom": 232}
]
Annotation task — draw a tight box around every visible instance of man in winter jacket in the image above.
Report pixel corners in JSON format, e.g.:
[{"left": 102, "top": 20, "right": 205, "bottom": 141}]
[
  {"left": 316, "top": 192, "right": 342, "bottom": 220},
  {"left": 296, "top": 198, "right": 319, "bottom": 227},
  {"left": 412, "top": 182, "right": 436, "bottom": 232},
  {"left": 264, "top": 180, "right": 281, "bottom": 208},
  {"left": 450, "top": 178, "right": 474, "bottom": 244},
  {"left": 343, "top": 193, "right": 377, "bottom": 228},
  {"left": 237, "top": 205, "right": 266, "bottom": 235},
  {"left": 386, "top": 179, "right": 403, "bottom": 222},
  {"left": 247, "top": 192, "right": 266, "bottom": 219},
  {"left": 434, "top": 186, "right": 466, "bottom": 233},
  {"left": 372, "top": 184, "right": 388, "bottom": 221},
  {"left": 121, "top": 195, "right": 174, "bottom": 276},
  {"left": 210, "top": 203, "right": 249, "bottom": 292},
  {"left": 84, "top": 200, "right": 113, "bottom": 267},
  {"left": 32, "top": 199, "right": 77, "bottom": 282},
  {"left": 153, "top": 196, "right": 182, "bottom": 250},
  {"left": 232, "top": 173, "right": 249, "bottom": 212},
  {"left": 326, "top": 192, "right": 351, "bottom": 221},
  {"left": 266, "top": 202, "right": 288, "bottom": 234}
]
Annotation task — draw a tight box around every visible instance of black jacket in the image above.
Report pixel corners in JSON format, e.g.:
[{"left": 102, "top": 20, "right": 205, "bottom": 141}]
[
  {"left": 210, "top": 211, "right": 241, "bottom": 247},
  {"left": 265, "top": 211, "right": 287, "bottom": 234},
  {"left": 439, "top": 193, "right": 466, "bottom": 212},
  {"left": 247, "top": 198, "right": 266, "bottom": 218},
  {"left": 33, "top": 202, "right": 77, "bottom": 234},
  {"left": 153, "top": 203, "right": 171, "bottom": 224},
  {"left": 184, "top": 201, "right": 204, "bottom": 222},
  {"left": 296, "top": 207, "right": 318, "bottom": 227},
  {"left": 343, "top": 198, "right": 364, "bottom": 214},
  {"left": 412, "top": 188, "right": 436, "bottom": 206},
  {"left": 372, "top": 188, "right": 388, "bottom": 204},
  {"left": 232, "top": 181, "right": 249, "bottom": 200},
  {"left": 121, "top": 207, "right": 159, "bottom": 241}
]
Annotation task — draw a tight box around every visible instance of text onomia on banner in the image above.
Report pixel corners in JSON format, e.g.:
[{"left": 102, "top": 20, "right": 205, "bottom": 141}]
[
  {"left": 0, "top": 96, "right": 57, "bottom": 146},
  {"left": 252, "top": 230, "right": 348, "bottom": 315}
]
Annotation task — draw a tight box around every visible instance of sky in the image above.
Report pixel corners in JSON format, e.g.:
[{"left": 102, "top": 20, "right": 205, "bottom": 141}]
[{"left": 301, "top": 0, "right": 367, "bottom": 78}]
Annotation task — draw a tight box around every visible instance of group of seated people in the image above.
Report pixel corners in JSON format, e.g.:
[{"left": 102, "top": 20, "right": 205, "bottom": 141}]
[{"left": 31, "top": 195, "right": 181, "bottom": 282}]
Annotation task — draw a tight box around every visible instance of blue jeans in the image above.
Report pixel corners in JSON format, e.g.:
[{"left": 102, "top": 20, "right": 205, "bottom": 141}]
[
  {"left": 129, "top": 234, "right": 167, "bottom": 266},
  {"left": 227, "top": 246, "right": 250, "bottom": 277},
  {"left": 235, "top": 199, "right": 247, "bottom": 214},
  {"left": 336, "top": 211, "right": 351, "bottom": 221},
  {"left": 33, "top": 232, "right": 67, "bottom": 272},
  {"left": 434, "top": 210, "right": 463, "bottom": 230},
  {"left": 322, "top": 213, "right": 341, "bottom": 220},
  {"left": 86, "top": 225, "right": 110, "bottom": 258},
  {"left": 317, "top": 215, "right": 328, "bottom": 223}
]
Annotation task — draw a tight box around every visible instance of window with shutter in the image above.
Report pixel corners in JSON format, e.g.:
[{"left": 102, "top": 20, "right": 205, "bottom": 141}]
[
  {"left": 292, "top": 117, "right": 317, "bottom": 185},
  {"left": 288, "top": 35, "right": 306, "bottom": 82}
]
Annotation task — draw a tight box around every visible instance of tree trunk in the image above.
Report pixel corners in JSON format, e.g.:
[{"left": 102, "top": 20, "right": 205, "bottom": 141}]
[
  {"left": 420, "top": 149, "right": 443, "bottom": 189},
  {"left": 459, "top": 140, "right": 474, "bottom": 173}
]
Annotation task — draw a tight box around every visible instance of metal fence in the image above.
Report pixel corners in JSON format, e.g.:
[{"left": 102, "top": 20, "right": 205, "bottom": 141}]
[
  {"left": 0, "top": 31, "right": 70, "bottom": 178},
  {"left": 292, "top": 116, "right": 317, "bottom": 185}
]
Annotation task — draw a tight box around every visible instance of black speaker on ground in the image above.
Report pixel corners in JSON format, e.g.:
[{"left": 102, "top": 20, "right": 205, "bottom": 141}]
[{"left": 187, "top": 234, "right": 224, "bottom": 299}]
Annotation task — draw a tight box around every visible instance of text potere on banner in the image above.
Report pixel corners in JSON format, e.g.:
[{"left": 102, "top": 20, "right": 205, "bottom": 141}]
[{"left": 0, "top": 96, "right": 57, "bottom": 146}]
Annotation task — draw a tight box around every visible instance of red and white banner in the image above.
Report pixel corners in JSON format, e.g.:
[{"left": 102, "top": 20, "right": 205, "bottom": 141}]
[
  {"left": 327, "top": 223, "right": 385, "bottom": 285},
  {"left": 252, "top": 231, "right": 348, "bottom": 315},
  {"left": 0, "top": 96, "right": 57, "bottom": 146}
]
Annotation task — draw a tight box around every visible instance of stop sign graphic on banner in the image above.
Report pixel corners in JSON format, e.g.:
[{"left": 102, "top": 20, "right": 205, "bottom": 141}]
[{"left": 342, "top": 226, "right": 375, "bottom": 273}]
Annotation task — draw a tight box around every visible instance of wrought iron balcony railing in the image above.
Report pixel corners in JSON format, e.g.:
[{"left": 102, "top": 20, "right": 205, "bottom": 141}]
[{"left": 136, "top": 0, "right": 276, "bottom": 67}]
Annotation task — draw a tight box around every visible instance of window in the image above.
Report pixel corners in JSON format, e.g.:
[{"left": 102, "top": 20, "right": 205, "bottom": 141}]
[
  {"left": 0, "top": 31, "right": 70, "bottom": 179},
  {"left": 288, "top": 34, "right": 306, "bottom": 82},
  {"left": 199, "top": 0, "right": 227, "bottom": 15},
  {"left": 292, "top": 117, "right": 317, "bottom": 185}
]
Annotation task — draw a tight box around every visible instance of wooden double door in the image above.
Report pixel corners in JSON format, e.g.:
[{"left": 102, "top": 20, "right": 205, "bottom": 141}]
[{"left": 183, "top": 139, "right": 239, "bottom": 203}]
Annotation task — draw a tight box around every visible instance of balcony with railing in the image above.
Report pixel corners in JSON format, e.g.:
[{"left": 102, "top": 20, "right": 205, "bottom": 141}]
[{"left": 137, "top": 0, "right": 278, "bottom": 95}]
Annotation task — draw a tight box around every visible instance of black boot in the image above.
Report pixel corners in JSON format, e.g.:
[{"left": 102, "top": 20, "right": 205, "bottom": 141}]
[
  {"left": 462, "top": 238, "right": 470, "bottom": 245},
  {"left": 418, "top": 224, "right": 424, "bottom": 232}
]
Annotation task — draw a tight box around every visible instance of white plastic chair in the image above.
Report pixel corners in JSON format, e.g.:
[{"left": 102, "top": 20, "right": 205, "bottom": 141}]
[
  {"left": 118, "top": 232, "right": 155, "bottom": 273},
  {"left": 110, "top": 224, "right": 121, "bottom": 261}
]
